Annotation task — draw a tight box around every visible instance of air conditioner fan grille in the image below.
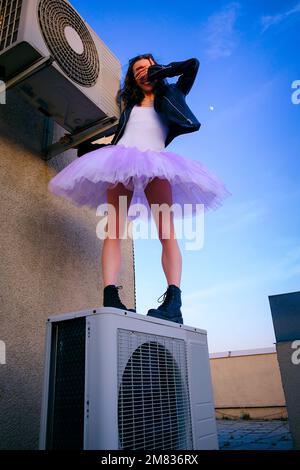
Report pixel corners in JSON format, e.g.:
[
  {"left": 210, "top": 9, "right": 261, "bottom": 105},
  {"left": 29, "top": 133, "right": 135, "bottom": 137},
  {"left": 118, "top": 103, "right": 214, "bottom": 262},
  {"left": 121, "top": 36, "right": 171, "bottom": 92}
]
[
  {"left": 118, "top": 330, "right": 193, "bottom": 450},
  {"left": 38, "top": 0, "right": 99, "bottom": 87},
  {"left": 0, "top": 0, "right": 22, "bottom": 52}
]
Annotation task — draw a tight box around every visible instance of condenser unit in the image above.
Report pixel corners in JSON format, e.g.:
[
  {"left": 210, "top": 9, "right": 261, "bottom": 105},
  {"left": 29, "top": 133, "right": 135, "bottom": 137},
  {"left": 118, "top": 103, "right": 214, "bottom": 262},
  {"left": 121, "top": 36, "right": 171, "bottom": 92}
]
[
  {"left": 0, "top": 0, "right": 121, "bottom": 132},
  {"left": 39, "top": 308, "right": 219, "bottom": 450}
]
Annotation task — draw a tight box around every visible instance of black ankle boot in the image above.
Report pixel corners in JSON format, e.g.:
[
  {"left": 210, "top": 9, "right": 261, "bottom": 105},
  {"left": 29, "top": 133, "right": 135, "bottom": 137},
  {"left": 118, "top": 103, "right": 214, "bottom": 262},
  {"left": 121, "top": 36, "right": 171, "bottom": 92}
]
[
  {"left": 103, "top": 285, "right": 136, "bottom": 312},
  {"left": 147, "top": 285, "right": 183, "bottom": 324}
]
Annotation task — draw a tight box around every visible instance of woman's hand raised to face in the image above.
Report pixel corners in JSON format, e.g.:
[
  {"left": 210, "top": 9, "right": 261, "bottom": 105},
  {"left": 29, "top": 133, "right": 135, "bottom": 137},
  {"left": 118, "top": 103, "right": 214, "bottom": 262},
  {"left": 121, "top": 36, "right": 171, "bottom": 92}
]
[{"left": 134, "top": 58, "right": 156, "bottom": 83}]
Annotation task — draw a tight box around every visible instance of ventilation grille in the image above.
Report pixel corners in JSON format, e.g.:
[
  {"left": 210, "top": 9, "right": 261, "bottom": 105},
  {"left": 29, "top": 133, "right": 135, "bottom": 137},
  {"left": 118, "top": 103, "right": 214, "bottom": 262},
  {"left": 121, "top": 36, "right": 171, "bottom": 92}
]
[
  {"left": 46, "top": 317, "right": 86, "bottom": 450},
  {"left": 38, "top": 0, "right": 99, "bottom": 87},
  {"left": 117, "top": 329, "right": 193, "bottom": 450},
  {"left": 0, "top": 0, "right": 22, "bottom": 52}
]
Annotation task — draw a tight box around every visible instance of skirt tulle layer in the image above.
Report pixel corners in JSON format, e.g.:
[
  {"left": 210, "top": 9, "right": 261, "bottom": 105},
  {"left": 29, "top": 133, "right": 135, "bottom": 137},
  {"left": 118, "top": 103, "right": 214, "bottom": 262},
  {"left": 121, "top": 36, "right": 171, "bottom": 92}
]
[{"left": 48, "top": 143, "right": 232, "bottom": 221}]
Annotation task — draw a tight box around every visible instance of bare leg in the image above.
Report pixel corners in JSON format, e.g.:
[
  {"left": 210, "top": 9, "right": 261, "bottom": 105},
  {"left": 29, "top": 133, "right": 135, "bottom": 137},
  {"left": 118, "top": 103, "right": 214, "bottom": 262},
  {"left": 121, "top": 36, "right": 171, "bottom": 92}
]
[
  {"left": 101, "top": 182, "right": 133, "bottom": 287},
  {"left": 144, "top": 177, "right": 182, "bottom": 288}
]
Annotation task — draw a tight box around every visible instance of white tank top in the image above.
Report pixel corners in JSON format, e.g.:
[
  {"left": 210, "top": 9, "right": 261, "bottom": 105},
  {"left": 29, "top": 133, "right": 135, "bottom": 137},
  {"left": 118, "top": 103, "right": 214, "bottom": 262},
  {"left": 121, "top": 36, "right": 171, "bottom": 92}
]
[{"left": 116, "top": 104, "right": 169, "bottom": 152}]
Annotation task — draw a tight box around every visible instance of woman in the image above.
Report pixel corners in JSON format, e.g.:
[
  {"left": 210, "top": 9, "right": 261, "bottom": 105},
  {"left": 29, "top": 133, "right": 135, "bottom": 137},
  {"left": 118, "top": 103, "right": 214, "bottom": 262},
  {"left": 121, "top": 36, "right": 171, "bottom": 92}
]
[{"left": 48, "top": 53, "right": 231, "bottom": 324}]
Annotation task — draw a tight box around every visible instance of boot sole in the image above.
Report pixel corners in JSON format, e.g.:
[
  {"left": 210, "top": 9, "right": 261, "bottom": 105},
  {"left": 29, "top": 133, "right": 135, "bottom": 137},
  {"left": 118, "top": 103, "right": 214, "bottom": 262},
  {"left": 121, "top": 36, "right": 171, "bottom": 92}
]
[{"left": 147, "top": 310, "right": 183, "bottom": 324}]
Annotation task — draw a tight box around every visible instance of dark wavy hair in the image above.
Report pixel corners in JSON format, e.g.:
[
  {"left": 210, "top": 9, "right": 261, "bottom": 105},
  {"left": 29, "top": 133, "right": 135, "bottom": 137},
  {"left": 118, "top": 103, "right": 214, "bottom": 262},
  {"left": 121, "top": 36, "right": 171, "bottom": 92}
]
[{"left": 116, "top": 53, "right": 168, "bottom": 111}]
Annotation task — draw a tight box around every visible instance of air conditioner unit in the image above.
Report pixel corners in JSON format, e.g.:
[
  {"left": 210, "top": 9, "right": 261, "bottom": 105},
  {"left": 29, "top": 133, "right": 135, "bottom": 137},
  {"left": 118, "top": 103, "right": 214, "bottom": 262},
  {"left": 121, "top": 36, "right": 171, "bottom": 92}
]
[
  {"left": 39, "top": 308, "right": 219, "bottom": 450},
  {"left": 0, "top": 0, "right": 121, "bottom": 132}
]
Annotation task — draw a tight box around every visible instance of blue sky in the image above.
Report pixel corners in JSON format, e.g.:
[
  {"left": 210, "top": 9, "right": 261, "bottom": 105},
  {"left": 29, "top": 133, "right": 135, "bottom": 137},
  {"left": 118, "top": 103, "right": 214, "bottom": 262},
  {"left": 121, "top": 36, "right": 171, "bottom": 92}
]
[{"left": 73, "top": 0, "right": 300, "bottom": 352}]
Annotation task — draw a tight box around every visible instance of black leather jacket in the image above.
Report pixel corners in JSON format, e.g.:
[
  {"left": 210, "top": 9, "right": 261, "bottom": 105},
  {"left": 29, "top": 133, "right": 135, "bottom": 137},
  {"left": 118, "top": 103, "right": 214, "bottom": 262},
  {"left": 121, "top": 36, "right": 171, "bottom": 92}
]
[
  {"left": 78, "top": 58, "right": 200, "bottom": 157},
  {"left": 111, "top": 59, "right": 201, "bottom": 147}
]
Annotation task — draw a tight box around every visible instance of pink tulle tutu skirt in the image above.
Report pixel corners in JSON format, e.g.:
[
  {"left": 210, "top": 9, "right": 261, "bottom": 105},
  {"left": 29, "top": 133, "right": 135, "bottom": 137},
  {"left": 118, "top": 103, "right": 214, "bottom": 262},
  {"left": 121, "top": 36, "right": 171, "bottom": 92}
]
[{"left": 48, "top": 143, "right": 231, "bottom": 221}]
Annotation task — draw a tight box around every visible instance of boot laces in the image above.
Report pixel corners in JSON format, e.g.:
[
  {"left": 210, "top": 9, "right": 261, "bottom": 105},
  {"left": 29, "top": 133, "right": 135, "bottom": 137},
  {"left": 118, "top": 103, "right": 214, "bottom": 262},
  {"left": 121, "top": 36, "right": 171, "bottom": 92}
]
[
  {"left": 157, "top": 287, "right": 174, "bottom": 304},
  {"left": 115, "top": 285, "right": 123, "bottom": 300},
  {"left": 157, "top": 290, "right": 167, "bottom": 303}
]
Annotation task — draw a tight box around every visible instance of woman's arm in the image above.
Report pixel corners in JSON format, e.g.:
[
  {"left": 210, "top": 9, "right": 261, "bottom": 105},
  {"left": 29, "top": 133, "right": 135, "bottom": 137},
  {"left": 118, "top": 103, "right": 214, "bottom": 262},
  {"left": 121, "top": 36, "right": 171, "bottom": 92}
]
[{"left": 147, "top": 58, "right": 200, "bottom": 96}]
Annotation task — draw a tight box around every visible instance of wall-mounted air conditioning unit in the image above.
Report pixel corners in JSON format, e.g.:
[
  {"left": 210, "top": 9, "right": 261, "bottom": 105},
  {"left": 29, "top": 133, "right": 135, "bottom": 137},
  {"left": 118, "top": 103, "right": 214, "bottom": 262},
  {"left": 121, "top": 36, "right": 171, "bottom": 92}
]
[
  {"left": 0, "top": 0, "right": 121, "bottom": 132},
  {"left": 39, "top": 308, "right": 219, "bottom": 450}
]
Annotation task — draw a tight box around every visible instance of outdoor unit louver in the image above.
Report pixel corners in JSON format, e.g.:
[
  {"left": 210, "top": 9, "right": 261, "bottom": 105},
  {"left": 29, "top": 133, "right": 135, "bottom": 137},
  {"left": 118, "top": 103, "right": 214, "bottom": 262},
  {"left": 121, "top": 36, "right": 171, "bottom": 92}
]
[
  {"left": 39, "top": 308, "right": 219, "bottom": 450},
  {"left": 0, "top": 0, "right": 121, "bottom": 131}
]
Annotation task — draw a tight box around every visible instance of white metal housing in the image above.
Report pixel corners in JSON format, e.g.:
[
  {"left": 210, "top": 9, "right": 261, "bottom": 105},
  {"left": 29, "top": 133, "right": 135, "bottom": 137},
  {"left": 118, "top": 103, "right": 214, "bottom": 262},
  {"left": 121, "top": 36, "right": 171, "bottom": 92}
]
[
  {"left": 0, "top": 0, "right": 121, "bottom": 131},
  {"left": 39, "top": 307, "right": 219, "bottom": 450}
]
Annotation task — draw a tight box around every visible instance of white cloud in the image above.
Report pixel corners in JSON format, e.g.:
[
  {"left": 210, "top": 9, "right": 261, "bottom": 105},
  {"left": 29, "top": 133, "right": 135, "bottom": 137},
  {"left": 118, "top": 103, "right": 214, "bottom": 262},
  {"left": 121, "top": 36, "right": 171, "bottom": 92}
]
[
  {"left": 261, "top": 2, "right": 300, "bottom": 33},
  {"left": 182, "top": 277, "right": 250, "bottom": 303},
  {"left": 183, "top": 241, "right": 300, "bottom": 304},
  {"left": 210, "top": 73, "right": 281, "bottom": 125},
  {"left": 203, "top": 2, "right": 241, "bottom": 60},
  {"left": 216, "top": 199, "right": 267, "bottom": 234}
]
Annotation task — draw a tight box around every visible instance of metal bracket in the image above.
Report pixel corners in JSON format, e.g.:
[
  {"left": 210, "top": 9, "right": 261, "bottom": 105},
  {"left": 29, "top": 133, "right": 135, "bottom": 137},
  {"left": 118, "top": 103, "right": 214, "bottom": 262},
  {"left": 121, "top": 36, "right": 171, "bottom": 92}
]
[
  {"left": 2, "top": 55, "right": 55, "bottom": 91},
  {"left": 0, "top": 55, "right": 120, "bottom": 160},
  {"left": 43, "top": 116, "right": 119, "bottom": 160}
]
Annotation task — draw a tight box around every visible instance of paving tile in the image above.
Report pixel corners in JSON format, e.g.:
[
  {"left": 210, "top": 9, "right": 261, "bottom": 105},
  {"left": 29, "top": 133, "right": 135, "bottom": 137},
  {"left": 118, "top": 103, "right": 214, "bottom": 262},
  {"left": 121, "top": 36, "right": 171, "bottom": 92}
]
[{"left": 216, "top": 420, "right": 294, "bottom": 450}]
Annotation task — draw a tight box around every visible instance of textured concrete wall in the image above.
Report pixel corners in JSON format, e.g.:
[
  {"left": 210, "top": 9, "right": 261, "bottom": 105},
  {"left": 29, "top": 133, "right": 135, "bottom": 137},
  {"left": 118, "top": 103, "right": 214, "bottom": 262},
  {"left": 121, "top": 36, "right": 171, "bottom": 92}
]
[
  {"left": 214, "top": 406, "right": 287, "bottom": 420},
  {"left": 0, "top": 88, "right": 135, "bottom": 449},
  {"left": 210, "top": 352, "right": 287, "bottom": 419}
]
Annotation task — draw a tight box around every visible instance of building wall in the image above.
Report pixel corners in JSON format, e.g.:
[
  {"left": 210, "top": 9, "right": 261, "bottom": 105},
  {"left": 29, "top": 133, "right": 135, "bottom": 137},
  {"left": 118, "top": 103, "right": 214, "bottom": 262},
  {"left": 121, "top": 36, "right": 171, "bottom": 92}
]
[
  {"left": 0, "top": 88, "right": 135, "bottom": 449},
  {"left": 210, "top": 351, "right": 287, "bottom": 419},
  {"left": 268, "top": 291, "right": 300, "bottom": 449},
  {"left": 275, "top": 341, "right": 300, "bottom": 449}
]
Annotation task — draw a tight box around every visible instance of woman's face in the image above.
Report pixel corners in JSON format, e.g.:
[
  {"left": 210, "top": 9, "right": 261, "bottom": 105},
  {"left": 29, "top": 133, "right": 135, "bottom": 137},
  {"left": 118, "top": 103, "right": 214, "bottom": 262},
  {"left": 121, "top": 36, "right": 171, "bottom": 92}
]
[{"left": 132, "top": 57, "right": 157, "bottom": 92}]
